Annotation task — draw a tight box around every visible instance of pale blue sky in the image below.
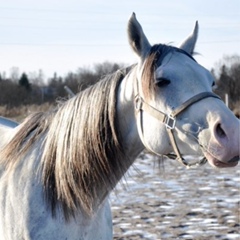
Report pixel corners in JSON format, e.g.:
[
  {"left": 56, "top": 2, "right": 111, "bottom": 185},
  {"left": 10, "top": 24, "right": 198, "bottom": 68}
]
[{"left": 0, "top": 0, "right": 239, "bottom": 80}]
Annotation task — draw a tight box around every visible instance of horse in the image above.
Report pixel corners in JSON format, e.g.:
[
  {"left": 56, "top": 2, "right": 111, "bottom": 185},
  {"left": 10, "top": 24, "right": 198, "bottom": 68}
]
[{"left": 0, "top": 13, "right": 239, "bottom": 239}]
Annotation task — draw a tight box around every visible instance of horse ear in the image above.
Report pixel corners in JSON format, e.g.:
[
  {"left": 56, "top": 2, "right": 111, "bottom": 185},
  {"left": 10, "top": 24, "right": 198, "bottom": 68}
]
[
  {"left": 178, "top": 21, "right": 199, "bottom": 55},
  {"left": 127, "top": 12, "right": 151, "bottom": 58}
]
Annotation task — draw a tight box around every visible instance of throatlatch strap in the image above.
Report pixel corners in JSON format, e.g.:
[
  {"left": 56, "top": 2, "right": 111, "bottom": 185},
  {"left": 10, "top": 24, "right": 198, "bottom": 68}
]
[
  {"left": 136, "top": 106, "right": 164, "bottom": 158},
  {"left": 135, "top": 95, "right": 166, "bottom": 122}
]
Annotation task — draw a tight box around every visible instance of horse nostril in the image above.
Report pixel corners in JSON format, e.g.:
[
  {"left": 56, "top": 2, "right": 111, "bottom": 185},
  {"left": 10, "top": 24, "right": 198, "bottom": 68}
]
[{"left": 216, "top": 123, "right": 226, "bottom": 138}]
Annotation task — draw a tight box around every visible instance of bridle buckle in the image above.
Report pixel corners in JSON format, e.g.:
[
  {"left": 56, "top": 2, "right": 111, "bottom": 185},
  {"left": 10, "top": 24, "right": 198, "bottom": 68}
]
[{"left": 165, "top": 115, "right": 176, "bottom": 129}]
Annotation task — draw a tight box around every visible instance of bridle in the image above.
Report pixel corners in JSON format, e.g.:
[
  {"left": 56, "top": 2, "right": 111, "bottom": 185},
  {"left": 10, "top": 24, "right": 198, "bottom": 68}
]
[{"left": 134, "top": 83, "right": 221, "bottom": 169}]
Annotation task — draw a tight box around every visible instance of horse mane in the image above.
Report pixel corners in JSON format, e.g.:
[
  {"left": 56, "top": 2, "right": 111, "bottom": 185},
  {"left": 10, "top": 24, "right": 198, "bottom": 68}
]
[
  {"left": 141, "top": 44, "right": 196, "bottom": 100},
  {"left": 0, "top": 46, "right": 195, "bottom": 220},
  {"left": 0, "top": 68, "right": 134, "bottom": 220}
]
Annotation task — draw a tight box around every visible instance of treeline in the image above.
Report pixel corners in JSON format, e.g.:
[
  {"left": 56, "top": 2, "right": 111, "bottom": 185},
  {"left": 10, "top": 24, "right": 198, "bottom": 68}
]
[
  {"left": 212, "top": 54, "right": 240, "bottom": 111},
  {"left": 0, "top": 55, "right": 239, "bottom": 112},
  {"left": 0, "top": 62, "right": 125, "bottom": 107}
]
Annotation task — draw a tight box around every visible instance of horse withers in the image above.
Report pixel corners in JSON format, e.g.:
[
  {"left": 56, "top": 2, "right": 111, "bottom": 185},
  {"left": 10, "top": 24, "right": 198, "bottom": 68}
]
[{"left": 0, "top": 13, "right": 239, "bottom": 239}]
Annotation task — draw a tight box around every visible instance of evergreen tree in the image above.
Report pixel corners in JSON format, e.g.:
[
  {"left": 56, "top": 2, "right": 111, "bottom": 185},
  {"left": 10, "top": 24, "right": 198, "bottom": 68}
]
[{"left": 19, "top": 72, "right": 31, "bottom": 91}]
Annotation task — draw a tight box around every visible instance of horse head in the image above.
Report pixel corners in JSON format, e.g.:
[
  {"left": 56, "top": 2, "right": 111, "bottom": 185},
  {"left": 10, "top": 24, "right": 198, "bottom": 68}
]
[{"left": 127, "top": 13, "right": 239, "bottom": 168}]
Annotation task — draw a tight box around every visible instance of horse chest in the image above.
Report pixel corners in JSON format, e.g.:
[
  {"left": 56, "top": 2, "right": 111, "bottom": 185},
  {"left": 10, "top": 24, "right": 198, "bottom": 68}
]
[{"left": 0, "top": 163, "right": 112, "bottom": 240}]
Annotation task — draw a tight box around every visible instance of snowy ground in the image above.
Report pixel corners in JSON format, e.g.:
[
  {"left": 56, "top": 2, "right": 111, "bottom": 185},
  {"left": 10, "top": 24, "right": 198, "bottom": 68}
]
[{"left": 110, "top": 154, "right": 240, "bottom": 239}]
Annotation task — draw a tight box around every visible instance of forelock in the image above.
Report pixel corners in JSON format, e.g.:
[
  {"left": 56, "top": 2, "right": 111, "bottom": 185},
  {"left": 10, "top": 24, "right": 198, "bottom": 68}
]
[{"left": 141, "top": 44, "right": 196, "bottom": 100}]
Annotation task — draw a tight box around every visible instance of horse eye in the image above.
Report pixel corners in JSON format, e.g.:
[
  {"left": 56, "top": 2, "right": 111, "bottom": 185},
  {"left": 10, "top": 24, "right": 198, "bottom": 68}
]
[
  {"left": 155, "top": 78, "right": 171, "bottom": 87},
  {"left": 212, "top": 81, "right": 215, "bottom": 87}
]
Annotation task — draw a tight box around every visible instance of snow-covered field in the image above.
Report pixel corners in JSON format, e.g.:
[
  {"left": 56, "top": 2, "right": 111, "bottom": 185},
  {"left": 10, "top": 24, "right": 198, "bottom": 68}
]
[{"left": 111, "top": 154, "right": 240, "bottom": 239}]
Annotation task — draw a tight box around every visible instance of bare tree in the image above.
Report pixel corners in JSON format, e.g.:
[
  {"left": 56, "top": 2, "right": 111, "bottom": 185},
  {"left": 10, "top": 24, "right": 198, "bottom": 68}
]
[
  {"left": 213, "top": 55, "right": 240, "bottom": 109},
  {"left": 9, "top": 67, "right": 20, "bottom": 83}
]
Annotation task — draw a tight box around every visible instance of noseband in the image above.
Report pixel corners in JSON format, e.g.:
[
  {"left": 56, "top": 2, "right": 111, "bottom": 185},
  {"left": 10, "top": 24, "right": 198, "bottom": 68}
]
[{"left": 135, "top": 88, "right": 221, "bottom": 168}]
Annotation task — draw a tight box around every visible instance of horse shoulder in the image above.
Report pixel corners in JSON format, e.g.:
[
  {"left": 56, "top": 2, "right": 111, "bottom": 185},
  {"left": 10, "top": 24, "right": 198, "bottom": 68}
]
[{"left": 0, "top": 137, "right": 112, "bottom": 239}]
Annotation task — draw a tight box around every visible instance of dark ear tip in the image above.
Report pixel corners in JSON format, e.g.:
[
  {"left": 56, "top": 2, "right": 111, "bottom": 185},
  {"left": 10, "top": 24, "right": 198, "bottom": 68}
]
[
  {"left": 129, "top": 12, "right": 136, "bottom": 22},
  {"left": 194, "top": 21, "right": 199, "bottom": 32}
]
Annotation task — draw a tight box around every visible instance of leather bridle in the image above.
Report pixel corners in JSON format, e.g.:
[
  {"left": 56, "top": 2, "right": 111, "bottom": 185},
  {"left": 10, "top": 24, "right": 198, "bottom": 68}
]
[{"left": 134, "top": 84, "right": 221, "bottom": 169}]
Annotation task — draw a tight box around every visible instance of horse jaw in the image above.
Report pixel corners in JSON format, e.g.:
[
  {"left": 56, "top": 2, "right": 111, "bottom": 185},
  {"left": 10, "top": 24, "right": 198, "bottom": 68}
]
[{"left": 178, "top": 21, "right": 198, "bottom": 55}]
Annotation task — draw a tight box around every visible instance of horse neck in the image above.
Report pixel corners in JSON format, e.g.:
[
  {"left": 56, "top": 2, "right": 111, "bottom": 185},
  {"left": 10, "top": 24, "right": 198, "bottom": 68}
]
[{"left": 116, "top": 68, "right": 144, "bottom": 160}]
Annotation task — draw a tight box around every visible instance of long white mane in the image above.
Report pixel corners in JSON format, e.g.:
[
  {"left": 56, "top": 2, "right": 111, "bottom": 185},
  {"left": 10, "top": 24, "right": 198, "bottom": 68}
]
[{"left": 0, "top": 69, "right": 133, "bottom": 220}]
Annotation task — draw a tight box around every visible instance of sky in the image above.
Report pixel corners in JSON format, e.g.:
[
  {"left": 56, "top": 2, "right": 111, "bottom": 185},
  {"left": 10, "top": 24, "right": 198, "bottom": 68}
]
[{"left": 0, "top": 0, "right": 239, "bottom": 80}]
